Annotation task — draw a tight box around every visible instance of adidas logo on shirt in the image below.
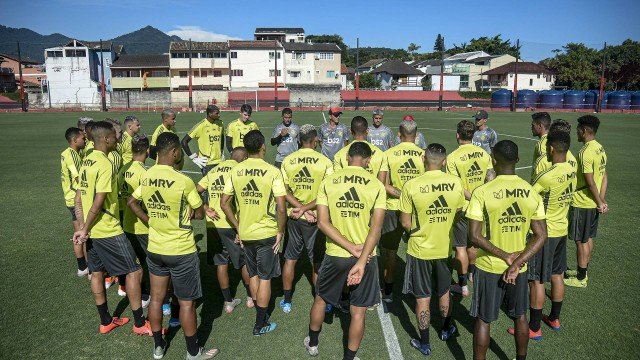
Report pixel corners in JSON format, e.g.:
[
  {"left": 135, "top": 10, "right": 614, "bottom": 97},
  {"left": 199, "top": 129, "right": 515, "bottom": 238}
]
[
  {"left": 293, "top": 166, "right": 314, "bottom": 183},
  {"left": 398, "top": 158, "right": 421, "bottom": 174},
  {"left": 499, "top": 202, "right": 526, "bottom": 224},
  {"left": 557, "top": 183, "right": 574, "bottom": 202},
  {"left": 210, "top": 175, "right": 225, "bottom": 192},
  {"left": 426, "top": 195, "right": 452, "bottom": 215},
  {"left": 148, "top": 190, "right": 171, "bottom": 211},
  {"left": 337, "top": 187, "right": 364, "bottom": 209},
  {"left": 466, "top": 161, "right": 483, "bottom": 177},
  {"left": 240, "top": 179, "right": 263, "bottom": 198}
]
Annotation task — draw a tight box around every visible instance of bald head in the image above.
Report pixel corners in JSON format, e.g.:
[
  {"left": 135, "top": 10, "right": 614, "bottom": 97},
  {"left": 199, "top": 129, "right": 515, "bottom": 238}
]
[{"left": 231, "top": 147, "right": 248, "bottom": 162}]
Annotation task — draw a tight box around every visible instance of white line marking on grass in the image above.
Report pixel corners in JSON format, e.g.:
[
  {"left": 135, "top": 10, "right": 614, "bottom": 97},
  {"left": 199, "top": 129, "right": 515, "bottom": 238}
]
[
  {"left": 181, "top": 170, "right": 201, "bottom": 175},
  {"left": 376, "top": 305, "right": 404, "bottom": 360},
  {"left": 497, "top": 133, "right": 537, "bottom": 142},
  {"left": 516, "top": 166, "right": 532, "bottom": 171}
]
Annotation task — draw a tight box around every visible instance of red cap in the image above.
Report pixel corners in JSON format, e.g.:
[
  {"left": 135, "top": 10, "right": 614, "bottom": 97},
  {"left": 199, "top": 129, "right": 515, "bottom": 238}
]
[
  {"left": 403, "top": 115, "right": 414, "bottom": 121},
  {"left": 329, "top": 107, "right": 342, "bottom": 115}
]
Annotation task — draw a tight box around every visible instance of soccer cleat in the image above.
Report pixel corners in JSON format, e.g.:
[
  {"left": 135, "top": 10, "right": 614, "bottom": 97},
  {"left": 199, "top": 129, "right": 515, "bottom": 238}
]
[
  {"left": 450, "top": 284, "right": 470, "bottom": 297},
  {"left": 118, "top": 285, "right": 127, "bottom": 297},
  {"left": 99, "top": 316, "right": 130, "bottom": 334},
  {"left": 77, "top": 268, "right": 89, "bottom": 277},
  {"left": 253, "top": 322, "right": 277, "bottom": 336},
  {"left": 440, "top": 324, "right": 457, "bottom": 341},
  {"left": 246, "top": 297, "right": 255, "bottom": 309},
  {"left": 564, "top": 269, "right": 577, "bottom": 278},
  {"left": 325, "top": 303, "right": 333, "bottom": 313},
  {"left": 142, "top": 295, "right": 151, "bottom": 309},
  {"left": 162, "top": 303, "right": 171, "bottom": 316},
  {"left": 367, "top": 304, "right": 378, "bottom": 311},
  {"left": 564, "top": 276, "right": 588, "bottom": 288},
  {"left": 410, "top": 339, "right": 432, "bottom": 356},
  {"left": 153, "top": 343, "right": 167, "bottom": 360},
  {"left": 185, "top": 347, "right": 219, "bottom": 360},
  {"left": 279, "top": 299, "right": 292, "bottom": 314},
  {"left": 507, "top": 327, "right": 542, "bottom": 341},
  {"left": 304, "top": 336, "right": 319, "bottom": 356},
  {"left": 104, "top": 276, "right": 118, "bottom": 289},
  {"left": 133, "top": 320, "right": 155, "bottom": 336},
  {"left": 169, "top": 317, "right": 181, "bottom": 328},
  {"left": 381, "top": 292, "right": 393, "bottom": 303},
  {"left": 542, "top": 315, "right": 561, "bottom": 331},
  {"left": 467, "top": 272, "right": 474, "bottom": 283},
  {"left": 224, "top": 298, "right": 241, "bottom": 314}
]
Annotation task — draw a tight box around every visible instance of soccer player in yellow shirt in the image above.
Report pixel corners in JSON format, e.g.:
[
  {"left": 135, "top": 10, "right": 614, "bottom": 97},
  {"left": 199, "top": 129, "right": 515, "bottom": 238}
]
[
  {"left": 400, "top": 143, "right": 464, "bottom": 356},
  {"left": 197, "top": 147, "right": 253, "bottom": 314},
  {"left": 225, "top": 104, "right": 259, "bottom": 153},
  {"left": 83, "top": 119, "right": 96, "bottom": 157},
  {"left": 183, "top": 105, "right": 225, "bottom": 175},
  {"left": 61, "top": 127, "right": 87, "bottom": 276},
  {"left": 531, "top": 120, "right": 578, "bottom": 179},
  {"left": 279, "top": 124, "right": 333, "bottom": 313},
  {"left": 72, "top": 121, "right": 148, "bottom": 336},
  {"left": 565, "top": 115, "right": 608, "bottom": 288},
  {"left": 530, "top": 112, "right": 550, "bottom": 171},
  {"left": 466, "top": 140, "right": 548, "bottom": 360},
  {"left": 128, "top": 132, "right": 217, "bottom": 360},
  {"left": 305, "top": 142, "right": 386, "bottom": 360},
  {"left": 120, "top": 115, "right": 141, "bottom": 164},
  {"left": 446, "top": 120, "right": 495, "bottom": 297},
  {"left": 150, "top": 109, "right": 177, "bottom": 161},
  {"left": 380, "top": 119, "right": 425, "bottom": 303},
  {"left": 220, "top": 130, "right": 287, "bottom": 336}
]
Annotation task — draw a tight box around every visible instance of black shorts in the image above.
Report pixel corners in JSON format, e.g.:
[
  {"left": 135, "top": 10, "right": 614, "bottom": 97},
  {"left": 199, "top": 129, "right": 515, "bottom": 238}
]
[
  {"left": 452, "top": 213, "right": 469, "bottom": 247},
  {"left": 147, "top": 251, "right": 202, "bottom": 301},
  {"left": 402, "top": 255, "right": 451, "bottom": 298},
  {"left": 125, "top": 232, "right": 149, "bottom": 266},
  {"left": 207, "top": 227, "right": 245, "bottom": 269},
  {"left": 284, "top": 218, "right": 325, "bottom": 263},
  {"left": 67, "top": 206, "right": 77, "bottom": 221},
  {"left": 86, "top": 233, "right": 142, "bottom": 276},
  {"left": 380, "top": 210, "right": 404, "bottom": 251},
  {"left": 243, "top": 237, "right": 281, "bottom": 280},
  {"left": 569, "top": 206, "right": 599, "bottom": 243},
  {"left": 528, "top": 236, "right": 567, "bottom": 283},
  {"left": 470, "top": 268, "right": 528, "bottom": 323},
  {"left": 316, "top": 255, "right": 380, "bottom": 308}
]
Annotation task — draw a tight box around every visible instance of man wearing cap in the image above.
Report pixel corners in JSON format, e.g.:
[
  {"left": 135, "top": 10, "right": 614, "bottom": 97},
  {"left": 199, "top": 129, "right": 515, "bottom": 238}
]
[
  {"left": 367, "top": 109, "right": 396, "bottom": 151},
  {"left": 395, "top": 115, "right": 427, "bottom": 150},
  {"left": 318, "top": 107, "right": 350, "bottom": 161},
  {"left": 181, "top": 105, "right": 225, "bottom": 175},
  {"left": 472, "top": 110, "right": 498, "bottom": 155},
  {"left": 271, "top": 107, "right": 300, "bottom": 169}
]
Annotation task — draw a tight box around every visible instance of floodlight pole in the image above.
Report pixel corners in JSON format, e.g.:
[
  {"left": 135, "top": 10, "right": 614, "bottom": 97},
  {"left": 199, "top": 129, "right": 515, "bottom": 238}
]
[
  {"left": 188, "top": 39, "right": 193, "bottom": 111},
  {"left": 17, "top": 41, "right": 26, "bottom": 112},
  {"left": 438, "top": 37, "right": 444, "bottom": 111},
  {"left": 511, "top": 39, "right": 519, "bottom": 112},
  {"left": 355, "top": 37, "right": 360, "bottom": 110},
  {"left": 100, "top": 39, "right": 107, "bottom": 111},
  {"left": 596, "top": 42, "right": 607, "bottom": 113}
]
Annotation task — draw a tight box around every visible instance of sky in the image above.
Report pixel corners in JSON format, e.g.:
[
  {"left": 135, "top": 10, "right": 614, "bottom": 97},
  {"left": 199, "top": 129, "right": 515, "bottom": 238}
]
[{"left": 1, "top": 0, "right": 639, "bottom": 61}]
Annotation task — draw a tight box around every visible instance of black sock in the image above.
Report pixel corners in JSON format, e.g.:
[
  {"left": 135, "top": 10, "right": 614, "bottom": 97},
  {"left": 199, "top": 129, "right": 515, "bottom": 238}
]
[
  {"left": 343, "top": 348, "right": 357, "bottom": 360},
  {"left": 577, "top": 266, "right": 587, "bottom": 280},
  {"left": 132, "top": 307, "right": 146, "bottom": 328},
  {"left": 442, "top": 316, "right": 452, "bottom": 330},
  {"left": 255, "top": 306, "right": 267, "bottom": 328},
  {"left": 141, "top": 293, "right": 150, "bottom": 302},
  {"left": 170, "top": 303, "right": 180, "bottom": 319},
  {"left": 244, "top": 283, "right": 251, "bottom": 297},
  {"left": 549, "top": 301, "right": 563, "bottom": 321},
  {"left": 153, "top": 330, "right": 165, "bottom": 348},
  {"left": 77, "top": 257, "right": 87, "bottom": 271},
  {"left": 308, "top": 327, "right": 321, "bottom": 347},
  {"left": 384, "top": 282, "right": 394, "bottom": 295},
  {"left": 516, "top": 355, "right": 527, "bottom": 360},
  {"left": 97, "top": 302, "right": 112, "bottom": 326},
  {"left": 185, "top": 334, "right": 200, "bottom": 356},
  {"left": 420, "top": 327, "right": 430, "bottom": 345},
  {"left": 529, "top": 308, "right": 542, "bottom": 332},
  {"left": 118, "top": 275, "right": 126, "bottom": 287},
  {"left": 458, "top": 274, "right": 467, "bottom": 287},
  {"left": 221, "top": 288, "right": 232, "bottom": 302},
  {"left": 283, "top": 289, "right": 293, "bottom": 303}
]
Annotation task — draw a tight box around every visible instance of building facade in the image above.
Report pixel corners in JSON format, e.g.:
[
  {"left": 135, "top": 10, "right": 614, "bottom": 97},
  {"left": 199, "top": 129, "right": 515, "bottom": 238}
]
[
  {"left": 111, "top": 54, "right": 170, "bottom": 90},
  {"left": 484, "top": 62, "right": 555, "bottom": 91},
  {"left": 228, "top": 40, "right": 284, "bottom": 90},
  {"left": 169, "top": 41, "right": 230, "bottom": 91},
  {"left": 254, "top": 28, "right": 305, "bottom": 43},
  {"left": 282, "top": 42, "right": 341, "bottom": 85}
]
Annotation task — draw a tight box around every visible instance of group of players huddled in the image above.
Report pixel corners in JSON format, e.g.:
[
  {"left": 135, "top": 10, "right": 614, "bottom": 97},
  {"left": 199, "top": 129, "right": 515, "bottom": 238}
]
[{"left": 60, "top": 104, "right": 608, "bottom": 360}]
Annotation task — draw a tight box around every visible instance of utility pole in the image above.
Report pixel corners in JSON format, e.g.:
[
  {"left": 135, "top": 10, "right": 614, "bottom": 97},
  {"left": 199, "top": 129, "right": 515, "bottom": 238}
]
[
  {"left": 355, "top": 38, "right": 360, "bottom": 110},
  {"left": 274, "top": 41, "right": 279, "bottom": 111},
  {"left": 188, "top": 39, "right": 193, "bottom": 111},
  {"left": 99, "top": 39, "right": 107, "bottom": 111},
  {"left": 511, "top": 39, "right": 520, "bottom": 112},
  {"left": 597, "top": 42, "right": 607, "bottom": 113},
  {"left": 16, "top": 41, "right": 27, "bottom": 112},
  {"left": 438, "top": 36, "right": 444, "bottom": 111}
]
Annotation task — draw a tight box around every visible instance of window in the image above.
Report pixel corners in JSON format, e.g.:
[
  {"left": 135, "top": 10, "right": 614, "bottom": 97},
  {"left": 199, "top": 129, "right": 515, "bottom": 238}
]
[
  {"left": 290, "top": 71, "right": 301, "bottom": 78},
  {"left": 537, "top": 74, "right": 541, "bottom": 79},
  {"left": 213, "top": 70, "right": 222, "bottom": 77},
  {"left": 289, "top": 39, "right": 295, "bottom": 43},
  {"left": 65, "top": 49, "right": 86, "bottom": 57},
  {"left": 171, "top": 52, "right": 189, "bottom": 58},
  {"left": 293, "top": 52, "right": 306, "bottom": 60},
  {"left": 326, "top": 70, "right": 335, "bottom": 78},
  {"left": 529, "top": 79, "right": 533, "bottom": 86},
  {"left": 151, "top": 70, "right": 168, "bottom": 77},
  {"left": 230, "top": 52, "right": 237, "bottom": 58},
  {"left": 214, "top": 52, "right": 227, "bottom": 58},
  {"left": 179, "top": 71, "right": 188, "bottom": 78},
  {"left": 191, "top": 52, "right": 199, "bottom": 58},
  {"left": 459, "top": 75, "right": 469, "bottom": 88},
  {"left": 200, "top": 70, "right": 207, "bottom": 77},
  {"left": 269, "top": 52, "right": 282, "bottom": 60},
  {"left": 231, "top": 69, "right": 243, "bottom": 77},
  {"left": 47, "top": 50, "right": 63, "bottom": 58},
  {"left": 201, "top": 53, "right": 213, "bottom": 58},
  {"left": 316, "top": 52, "right": 334, "bottom": 60},
  {"left": 269, "top": 70, "right": 282, "bottom": 77}
]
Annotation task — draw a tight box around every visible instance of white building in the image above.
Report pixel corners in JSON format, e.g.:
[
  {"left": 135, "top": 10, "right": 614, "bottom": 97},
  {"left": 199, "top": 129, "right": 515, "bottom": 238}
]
[
  {"left": 484, "top": 62, "right": 555, "bottom": 91},
  {"left": 254, "top": 28, "right": 305, "bottom": 43},
  {"left": 281, "top": 42, "right": 342, "bottom": 85},
  {"left": 228, "top": 40, "right": 284, "bottom": 90},
  {"left": 169, "top": 41, "right": 230, "bottom": 91},
  {"left": 371, "top": 60, "right": 425, "bottom": 90}
]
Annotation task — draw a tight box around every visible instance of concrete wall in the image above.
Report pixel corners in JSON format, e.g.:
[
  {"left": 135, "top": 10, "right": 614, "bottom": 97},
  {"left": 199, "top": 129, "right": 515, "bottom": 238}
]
[
  {"left": 45, "top": 54, "right": 101, "bottom": 105},
  {"left": 506, "top": 73, "right": 554, "bottom": 91},
  {"left": 171, "top": 90, "right": 229, "bottom": 108},
  {"left": 430, "top": 75, "right": 461, "bottom": 91},
  {"left": 288, "top": 84, "right": 340, "bottom": 106},
  {"left": 110, "top": 90, "right": 171, "bottom": 107}
]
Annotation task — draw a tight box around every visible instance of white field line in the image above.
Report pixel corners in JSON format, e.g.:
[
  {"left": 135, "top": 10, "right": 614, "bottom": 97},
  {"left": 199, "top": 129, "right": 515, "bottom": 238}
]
[{"left": 377, "top": 304, "right": 404, "bottom": 360}]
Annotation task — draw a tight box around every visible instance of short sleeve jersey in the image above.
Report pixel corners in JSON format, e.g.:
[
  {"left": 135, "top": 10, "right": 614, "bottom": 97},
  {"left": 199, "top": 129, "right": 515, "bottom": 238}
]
[
  {"left": 281, "top": 148, "right": 333, "bottom": 214},
  {"left": 223, "top": 158, "right": 286, "bottom": 241},
  {"left": 226, "top": 119, "right": 259, "bottom": 149},
  {"left": 82, "top": 140, "right": 94, "bottom": 158},
  {"left": 120, "top": 132, "right": 133, "bottom": 164},
  {"left": 333, "top": 140, "right": 389, "bottom": 178},
  {"left": 316, "top": 166, "right": 386, "bottom": 258},
  {"left": 385, "top": 142, "right": 425, "bottom": 210},
  {"left": 318, "top": 122, "right": 350, "bottom": 160},
  {"left": 395, "top": 132, "right": 427, "bottom": 150},
  {"left": 197, "top": 159, "right": 238, "bottom": 229},
  {"left": 466, "top": 175, "right": 545, "bottom": 274},
  {"left": 446, "top": 143, "right": 493, "bottom": 210},
  {"left": 118, "top": 161, "right": 149, "bottom": 235},
  {"left": 78, "top": 150, "right": 122, "bottom": 238},
  {"left": 531, "top": 151, "right": 577, "bottom": 182},
  {"left": 367, "top": 124, "right": 396, "bottom": 151},
  {"left": 188, "top": 118, "right": 225, "bottom": 165},
  {"left": 532, "top": 134, "right": 548, "bottom": 168},
  {"left": 61, "top": 147, "right": 82, "bottom": 207},
  {"left": 150, "top": 124, "right": 176, "bottom": 146},
  {"left": 532, "top": 162, "right": 576, "bottom": 237},
  {"left": 472, "top": 127, "right": 498, "bottom": 154},
  {"left": 572, "top": 140, "right": 607, "bottom": 209},
  {"left": 399, "top": 171, "right": 465, "bottom": 260},
  {"left": 271, "top": 123, "right": 300, "bottom": 162},
  {"left": 132, "top": 165, "right": 203, "bottom": 255}
]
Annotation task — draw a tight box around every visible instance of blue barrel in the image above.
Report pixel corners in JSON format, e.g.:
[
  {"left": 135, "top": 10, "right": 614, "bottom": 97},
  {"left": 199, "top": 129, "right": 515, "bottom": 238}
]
[
  {"left": 601, "top": 91, "right": 610, "bottom": 109},
  {"left": 516, "top": 90, "right": 538, "bottom": 108},
  {"left": 584, "top": 91, "right": 598, "bottom": 110},
  {"left": 607, "top": 91, "right": 631, "bottom": 110},
  {"left": 491, "top": 89, "right": 512, "bottom": 108},
  {"left": 563, "top": 90, "right": 586, "bottom": 109},
  {"left": 538, "top": 90, "right": 564, "bottom": 108},
  {"left": 631, "top": 91, "right": 640, "bottom": 110}
]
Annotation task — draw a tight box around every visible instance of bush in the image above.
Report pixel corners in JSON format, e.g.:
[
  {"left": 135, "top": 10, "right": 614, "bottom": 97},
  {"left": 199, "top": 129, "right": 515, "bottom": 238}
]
[{"left": 458, "top": 91, "right": 492, "bottom": 99}]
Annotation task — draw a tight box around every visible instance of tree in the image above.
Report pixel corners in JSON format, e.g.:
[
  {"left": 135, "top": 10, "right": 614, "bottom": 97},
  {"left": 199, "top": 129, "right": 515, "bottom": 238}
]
[
  {"left": 306, "top": 34, "right": 349, "bottom": 65},
  {"left": 540, "top": 43, "right": 600, "bottom": 90},
  {"left": 450, "top": 35, "right": 519, "bottom": 57},
  {"left": 434, "top": 34, "right": 445, "bottom": 52},
  {"left": 421, "top": 76, "right": 432, "bottom": 90},
  {"left": 358, "top": 73, "right": 381, "bottom": 89},
  {"left": 408, "top": 43, "right": 421, "bottom": 60},
  {"left": 604, "top": 39, "right": 640, "bottom": 90}
]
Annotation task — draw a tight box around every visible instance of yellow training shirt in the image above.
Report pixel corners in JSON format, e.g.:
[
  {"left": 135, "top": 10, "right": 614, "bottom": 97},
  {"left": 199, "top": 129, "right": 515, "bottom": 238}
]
[
  {"left": 572, "top": 140, "right": 607, "bottom": 209},
  {"left": 281, "top": 148, "right": 333, "bottom": 215},
  {"left": 223, "top": 158, "right": 286, "bottom": 241},
  {"left": 150, "top": 124, "right": 176, "bottom": 146},
  {"left": 118, "top": 161, "right": 149, "bottom": 235},
  {"left": 333, "top": 140, "right": 389, "bottom": 178},
  {"left": 316, "top": 166, "right": 386, "bottom": 258},
  {"left": 198, "top": 159, "right": 238, "bottom": 229},
  {"left": 532, "top": 162, "right": 576, "bottom": 237},
  {"left": 385, "top": 142, "right": 425, "bottom": 210},
  {"left": 120, "top": 132, "right": 133, "bottom": 164},
  {"left": 78, "top": 150, "right": 122, "bottom": 238},
  {"left": 61, "top": 147, "right": 82, "bottom": 207},
  {"left": 466, "top": 175, "right": 545, "bottom": 274},
  {"left": 132, "top": 165, "right": 203, "bottom": 255},
  {"left": 531, "top": 150, "right": 577, "bottom": 182},
  {"left": 446, "top": 143, "right": 493, "bottom": 210},
  {"left": 399, "top": 170, "right": 464, "bottom": 260},
  {"left": 188, "top": 118, "right": 225, "bottom": 165},
  {"left": 226, "top": 119, "right": 259, "bottom": 149},
  {"left": 82, "top": 140, "right": 94, "bottom": 158}
]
